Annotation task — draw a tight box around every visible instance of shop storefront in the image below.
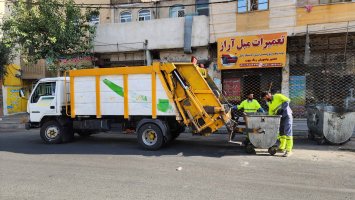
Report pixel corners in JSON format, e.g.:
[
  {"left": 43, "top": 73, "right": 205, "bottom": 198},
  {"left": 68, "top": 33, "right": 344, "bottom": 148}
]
[{"left": 217, "top": 32, "right": 287, "bottom": 106}]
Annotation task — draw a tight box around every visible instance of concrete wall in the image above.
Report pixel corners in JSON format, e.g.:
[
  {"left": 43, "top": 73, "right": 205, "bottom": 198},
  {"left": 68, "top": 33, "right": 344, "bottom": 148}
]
[
  {"left": 94, "top": 15, "right": 209, "bottom": 53},
  {"left": 209, "top": 0, "right": 237, "bottom": 43},
  {"left": 99, "top": 47, "right": 208, "bottom": 64},
  {"left": 233, "top": 0, "right": 298, "bottom": 36},
  {"left": 159, "top": 47, "right": 208, "bottom": 62},
  {"left": 101, "top": 52, "right": 145, "bottom": 62}
]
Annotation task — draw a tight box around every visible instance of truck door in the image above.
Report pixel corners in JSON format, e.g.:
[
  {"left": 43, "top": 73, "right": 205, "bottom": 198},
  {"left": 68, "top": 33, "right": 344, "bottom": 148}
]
[{"left": 29, "top": 81, "right": 57, "bottom": 122}]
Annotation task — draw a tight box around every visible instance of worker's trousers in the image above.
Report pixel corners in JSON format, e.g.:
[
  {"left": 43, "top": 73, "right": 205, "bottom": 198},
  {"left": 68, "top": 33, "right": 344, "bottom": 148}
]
[{"left": 278, "top": 115, "right": 293, "bottom": 152}]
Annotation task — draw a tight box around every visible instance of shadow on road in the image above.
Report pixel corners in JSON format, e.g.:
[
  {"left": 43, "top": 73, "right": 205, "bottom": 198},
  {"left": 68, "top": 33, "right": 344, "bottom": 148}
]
[
  {"left": 0, "top": 130, "right": 251, "bottom": 157},
  {"left": 0, "top": 129, "right": 353, "bottom": 157}
]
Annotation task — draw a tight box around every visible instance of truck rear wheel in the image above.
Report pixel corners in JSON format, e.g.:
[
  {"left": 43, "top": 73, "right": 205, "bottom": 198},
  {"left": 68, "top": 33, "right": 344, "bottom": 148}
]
[
  {"left": 40, "top": 121, "right": 64, "bottom": 144},
  {"left": 137, "top": 123, "right": 164, "bottom": 150}
]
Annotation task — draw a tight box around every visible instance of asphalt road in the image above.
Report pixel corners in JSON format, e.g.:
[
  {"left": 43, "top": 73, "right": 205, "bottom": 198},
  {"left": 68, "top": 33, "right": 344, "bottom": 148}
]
[{"left": 1, "top": 129, "right": 355, "bottom": 200}]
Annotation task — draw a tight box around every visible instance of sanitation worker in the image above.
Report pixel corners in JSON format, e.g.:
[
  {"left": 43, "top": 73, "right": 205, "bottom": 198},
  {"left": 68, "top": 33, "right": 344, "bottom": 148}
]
[
  {"left": 232, "top": 91, "right": 265, "bottom": 144},
  {"left": 233, "top": 91, "right": 264, "bottom": 113},
  {"left": 261, "top": 91, "right": 293, "bottom": 157}
]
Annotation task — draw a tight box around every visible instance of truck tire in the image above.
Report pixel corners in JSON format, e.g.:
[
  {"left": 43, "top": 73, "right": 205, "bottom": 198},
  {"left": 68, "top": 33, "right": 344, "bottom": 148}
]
[
  {"left": 137, "top": 123, "right": 164, "bottom": 150},
  {"left": 40, "top": 121, "right": 65, "bottom": 144}
]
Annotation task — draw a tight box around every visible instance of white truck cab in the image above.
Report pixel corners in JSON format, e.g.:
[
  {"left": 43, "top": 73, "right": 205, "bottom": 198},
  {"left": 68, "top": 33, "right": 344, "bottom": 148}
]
[{"left": 26, "top": 77, "right": 68, "bottom": 127}]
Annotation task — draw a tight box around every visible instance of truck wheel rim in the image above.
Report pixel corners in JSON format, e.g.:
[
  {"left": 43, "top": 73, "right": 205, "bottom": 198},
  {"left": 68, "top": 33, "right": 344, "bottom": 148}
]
[
  {"left": 142, "top": 129, "right": 157, "bottom": 146},
  {"left": 45, "top": 126, "right": 59, "bottom": 140}
]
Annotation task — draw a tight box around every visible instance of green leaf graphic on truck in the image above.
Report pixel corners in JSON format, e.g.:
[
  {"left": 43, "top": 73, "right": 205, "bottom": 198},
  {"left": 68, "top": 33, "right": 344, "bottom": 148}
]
[
  {"left": 103, "top": 79, "right": 124, "bottom": 97},
  {"left": 103, "top": 78, "right": 173, "bottom": 113}
]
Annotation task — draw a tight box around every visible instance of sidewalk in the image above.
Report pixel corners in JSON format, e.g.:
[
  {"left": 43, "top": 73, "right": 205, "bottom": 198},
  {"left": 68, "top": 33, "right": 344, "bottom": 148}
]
[{"left": 0, "top": 113, "right": 28, "bottom": 129}]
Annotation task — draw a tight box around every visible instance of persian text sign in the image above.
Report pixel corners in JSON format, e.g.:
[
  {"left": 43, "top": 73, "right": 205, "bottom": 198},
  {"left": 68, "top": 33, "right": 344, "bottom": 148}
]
[{"left": 217, "top": 32, "right": 287, "bottom": 70}]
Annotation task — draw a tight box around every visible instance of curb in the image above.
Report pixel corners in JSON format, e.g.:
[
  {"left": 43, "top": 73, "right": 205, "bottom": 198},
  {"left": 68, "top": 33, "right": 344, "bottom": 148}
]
[{"left": 0, "top": 123, "right": 26, "bottom": 129}]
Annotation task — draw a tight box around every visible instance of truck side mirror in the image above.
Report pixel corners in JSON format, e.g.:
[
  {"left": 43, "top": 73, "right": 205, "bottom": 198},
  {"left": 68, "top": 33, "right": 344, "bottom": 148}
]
[{"left": 19, "top": 88, "right": 26, "bottom": 98}]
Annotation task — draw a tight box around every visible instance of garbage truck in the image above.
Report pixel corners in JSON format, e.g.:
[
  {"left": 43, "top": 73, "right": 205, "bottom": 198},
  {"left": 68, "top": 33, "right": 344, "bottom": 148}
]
[{"left": 24, "top": 62, "right": 235, "bottom": 150}]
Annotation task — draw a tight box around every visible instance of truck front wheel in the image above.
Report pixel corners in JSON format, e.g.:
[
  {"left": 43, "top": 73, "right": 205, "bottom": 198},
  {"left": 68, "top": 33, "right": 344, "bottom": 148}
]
[
  {"left": 40, "top": 121, "right": 65, "bottom": 144},
  {"left": 137, "top": 123, "right": 164, "bottom": 150}
]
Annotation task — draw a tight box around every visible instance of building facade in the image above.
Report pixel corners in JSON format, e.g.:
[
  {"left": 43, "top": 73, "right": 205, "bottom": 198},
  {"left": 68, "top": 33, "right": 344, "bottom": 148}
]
[
  {"left": 79, "top": 0, "right": 211, "bottom": 67},
  {"left": 2, "top": 0, "right": 355, "bottom": 116},
  {"left": 209, "top": 0, "right": 355, "bottom": 117}
]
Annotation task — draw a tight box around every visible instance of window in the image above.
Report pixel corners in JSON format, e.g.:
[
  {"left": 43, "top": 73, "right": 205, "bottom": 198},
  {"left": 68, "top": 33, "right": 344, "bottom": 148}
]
[
  {"left": 196, "top": 0, "right": 209, "bottom": 16},
  {"left": 120, "top": 11, "right": 132, "bottom": 23},
  {"left": 31, "top": 82, "right": 56, "bottom": 103},
  {"left": 138, "top": 9, "right": 151, "bottom": 21},
  {"left": 237, "top": 0, "right": 269, "bottom": 13},
  {"left": 89, "top": 14, "right": 100, "bottom": 26},
  {"left": 170, "top": 5, "right": 185, "bottom": 18}
]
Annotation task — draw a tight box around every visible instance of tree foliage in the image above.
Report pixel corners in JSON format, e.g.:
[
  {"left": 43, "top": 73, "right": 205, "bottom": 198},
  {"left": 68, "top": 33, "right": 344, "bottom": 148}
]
[
  {"left": 1, "top": 0, "right": 98, "bottom": 72},
  {"left": 0, "top": 40, "right": 14, "bottom": 78}
]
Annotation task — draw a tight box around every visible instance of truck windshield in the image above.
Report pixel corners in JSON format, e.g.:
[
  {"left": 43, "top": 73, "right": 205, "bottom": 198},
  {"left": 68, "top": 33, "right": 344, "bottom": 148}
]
[{"left": 31, "top": 82, "right": 56, "bottom": 103}]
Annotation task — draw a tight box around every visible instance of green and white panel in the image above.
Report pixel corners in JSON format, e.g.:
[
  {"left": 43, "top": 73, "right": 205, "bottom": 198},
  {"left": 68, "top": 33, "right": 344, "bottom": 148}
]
[
  {"left": 100, "top": 75, "right": 124, "bottom": 115},
  {"left": 100, "top": 74, "right": 176, "bottom": 116},
  {"left": 156, "top": 77, "right": 175, "bottom": 116}
]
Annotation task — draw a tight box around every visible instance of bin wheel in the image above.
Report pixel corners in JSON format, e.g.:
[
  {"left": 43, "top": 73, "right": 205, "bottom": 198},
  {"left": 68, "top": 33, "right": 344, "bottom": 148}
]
[
  {"left": 317, "top": 137, "right": 326, "bottom": 145},
  {"left": 268, "top": 146, "right": 278, "bottom": 156},
  {"left": 308, "top": 132, "right": 315, "bottom": 141},
  {"left": 245, "top": 144, "right": 256, "bottom": 154}
]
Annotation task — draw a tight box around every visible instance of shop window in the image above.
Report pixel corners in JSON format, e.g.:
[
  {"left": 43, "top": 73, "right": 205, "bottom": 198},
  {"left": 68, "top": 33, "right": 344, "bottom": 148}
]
[
  {"left": 170, "top": 5, "right": 185, "bottom": 18},
  {"left": 138, "top": 9, "right": 151, "bottom": 21},
  {"left": 120, "top": 11, "right": 132, "bottom": 23},
  {"left": 237, "top": 0, "right": 269, "bottom": 13},
  {"left": 196, "top": 0, "right": 209, "bottom": 16}
]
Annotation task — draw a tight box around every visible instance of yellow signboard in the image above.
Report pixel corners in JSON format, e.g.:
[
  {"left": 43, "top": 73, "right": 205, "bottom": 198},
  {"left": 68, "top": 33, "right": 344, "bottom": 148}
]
[{"left": 217, "top": 32, "right": 287, "bottom": 70}]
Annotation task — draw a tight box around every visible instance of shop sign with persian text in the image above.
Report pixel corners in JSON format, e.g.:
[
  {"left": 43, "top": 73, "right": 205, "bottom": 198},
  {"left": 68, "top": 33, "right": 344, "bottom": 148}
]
[{"left": 217, "top": 32, "right": 287, "bottom": 70}]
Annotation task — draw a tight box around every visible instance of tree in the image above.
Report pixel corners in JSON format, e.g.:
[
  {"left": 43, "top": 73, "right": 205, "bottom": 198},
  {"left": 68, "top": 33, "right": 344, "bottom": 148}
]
[
  {"left": 0, "top": 40, "right": 14, "bottom": 78},
  {"left": 1, "top": 0, "right": 98, "bottom": 74}
]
